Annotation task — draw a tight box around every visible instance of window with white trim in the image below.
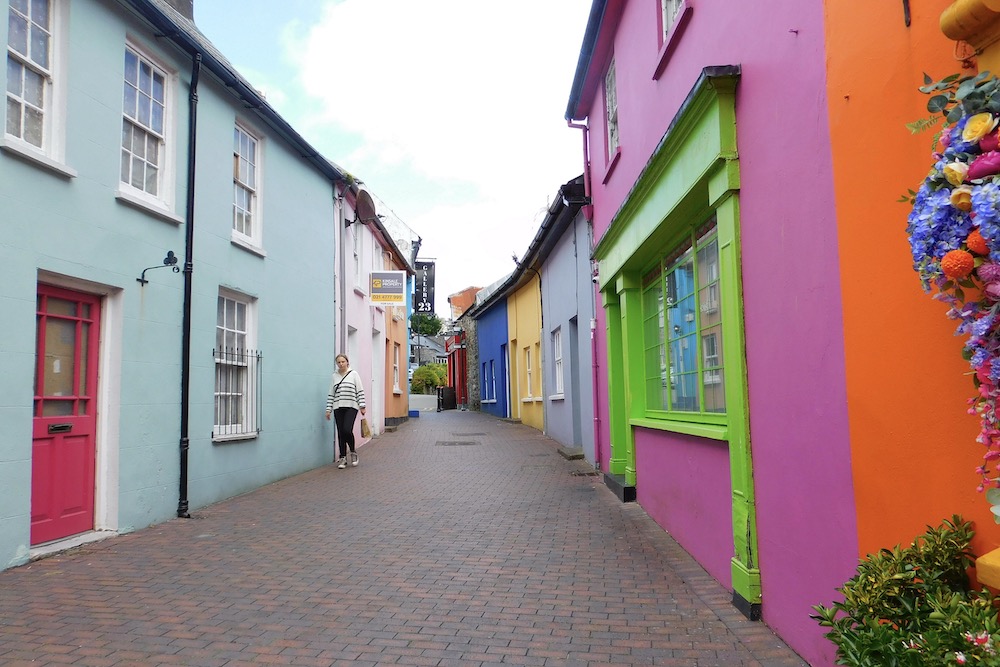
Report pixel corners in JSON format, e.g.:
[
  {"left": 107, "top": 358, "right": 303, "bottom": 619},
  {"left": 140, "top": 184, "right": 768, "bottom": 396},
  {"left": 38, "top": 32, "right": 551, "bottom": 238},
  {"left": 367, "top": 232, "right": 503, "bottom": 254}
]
[
  {"left": 489, "top": 359, "right": 496, "bottom": 401},
  {"left": 552, "top": 327, "right": 564, "bottom": 395},
  {"left": 6, "top": 0, "right": 50, "bottom": 149},
  {"left": 524, "top": 346, "right": 533, "bottom": 399},
  {"left": 605, "top": 57, "right": 619, "bottom": 156},
  {"left": 661, "top": 0, "right": 683, "bottom": 39},
  {"left": 353, "top": 226, "right": 362, "bottom": 287},
  {"left": 214, "top": 290, "right": 261, "bottom": 439},
  {"left": 393, "top": 343, "right": 401, "bottom": 391},
  {"left": 120, "top": 45, "right": 168, "bottom": 200},
  {"left": 232, "top": 123, "right": 260, "bottom": 246}
]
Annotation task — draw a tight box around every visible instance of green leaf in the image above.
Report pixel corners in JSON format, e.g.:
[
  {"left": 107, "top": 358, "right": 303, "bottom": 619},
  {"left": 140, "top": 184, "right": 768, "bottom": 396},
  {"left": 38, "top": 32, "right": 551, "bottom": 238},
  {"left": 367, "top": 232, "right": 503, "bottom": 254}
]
[
  {"left": 947, "top": 105, "right": 965, "bottom": 124},
  {"left": 924, "top": 72, "right": 933, "bottom": 85},
  {"left": 986, "top": 487, "right": 1000, "bottom": 504},
  {"left": 956, "top": 78, "right": 978, "bottom": 100},
  {"left": 928, "top": 94, "right": 950, "bottom": 113}
]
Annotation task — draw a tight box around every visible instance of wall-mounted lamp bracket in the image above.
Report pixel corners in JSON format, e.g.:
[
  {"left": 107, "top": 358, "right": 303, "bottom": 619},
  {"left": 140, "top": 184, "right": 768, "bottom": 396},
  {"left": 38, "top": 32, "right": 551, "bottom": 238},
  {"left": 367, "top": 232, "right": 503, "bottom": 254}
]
[
  {"left": 903, "top": 0, "right": 910, "bottom": 27},
  {"left": 137, "top": 250, "right": 180, "bottom": 285}
]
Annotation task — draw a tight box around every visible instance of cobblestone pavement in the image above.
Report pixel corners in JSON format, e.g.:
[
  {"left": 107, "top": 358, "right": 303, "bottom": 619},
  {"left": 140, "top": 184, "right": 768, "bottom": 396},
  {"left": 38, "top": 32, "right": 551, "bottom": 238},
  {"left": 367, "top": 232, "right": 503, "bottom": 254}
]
[{"left": 0, "top": 410, "right": 810, "bottom": 666}]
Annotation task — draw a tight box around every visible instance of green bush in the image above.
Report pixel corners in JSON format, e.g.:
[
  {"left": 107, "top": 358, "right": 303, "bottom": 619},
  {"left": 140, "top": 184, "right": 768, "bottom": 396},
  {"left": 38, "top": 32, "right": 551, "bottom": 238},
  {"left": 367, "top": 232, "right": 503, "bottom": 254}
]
[
  {"left": 812, "top": 516, "right": 1000, "bottom": 666},
  {"left": 410, "top": 363, "right": 447, "bottom": 394}
]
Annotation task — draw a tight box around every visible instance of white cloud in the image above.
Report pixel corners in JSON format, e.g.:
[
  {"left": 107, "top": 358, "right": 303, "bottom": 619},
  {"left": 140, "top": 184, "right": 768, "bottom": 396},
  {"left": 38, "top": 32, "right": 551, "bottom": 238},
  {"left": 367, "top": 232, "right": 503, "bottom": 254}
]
[{"left": 283, "top": 0, "right": 591, "bottom": 313}]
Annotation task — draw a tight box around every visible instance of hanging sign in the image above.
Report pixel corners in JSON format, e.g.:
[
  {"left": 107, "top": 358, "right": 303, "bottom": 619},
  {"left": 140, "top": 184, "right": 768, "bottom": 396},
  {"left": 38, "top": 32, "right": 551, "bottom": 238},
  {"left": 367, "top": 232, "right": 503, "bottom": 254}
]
[
  {"left": 369, "top": 271, "right": 406, "bottom": 305},
  {"left": 415, "top": 260, "right": 435, "bottom": 313}
]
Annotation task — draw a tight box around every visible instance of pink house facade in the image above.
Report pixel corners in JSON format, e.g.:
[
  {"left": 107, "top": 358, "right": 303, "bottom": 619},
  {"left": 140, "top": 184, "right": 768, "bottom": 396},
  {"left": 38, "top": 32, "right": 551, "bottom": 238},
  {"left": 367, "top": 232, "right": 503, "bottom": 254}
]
[{"left": 566, "top": 2, "right": 857, "bottom": 664}]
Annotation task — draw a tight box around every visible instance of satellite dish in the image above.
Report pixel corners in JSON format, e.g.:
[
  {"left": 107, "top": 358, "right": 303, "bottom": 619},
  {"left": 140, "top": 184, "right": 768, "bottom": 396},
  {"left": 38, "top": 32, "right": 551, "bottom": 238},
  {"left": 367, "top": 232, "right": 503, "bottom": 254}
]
[{"left": 356, "top": 189, "right": 377, "bottom": 225}]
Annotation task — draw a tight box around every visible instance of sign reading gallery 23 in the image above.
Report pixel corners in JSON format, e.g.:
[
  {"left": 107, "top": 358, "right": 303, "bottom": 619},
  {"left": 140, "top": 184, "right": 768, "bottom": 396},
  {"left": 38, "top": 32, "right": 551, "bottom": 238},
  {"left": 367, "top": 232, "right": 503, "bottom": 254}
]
[
  {"left": 369, "top": 271, "right": 407, "bottom": 305},
  {"left": 415, "top": 261, "right": 435, "bottom": 313}
]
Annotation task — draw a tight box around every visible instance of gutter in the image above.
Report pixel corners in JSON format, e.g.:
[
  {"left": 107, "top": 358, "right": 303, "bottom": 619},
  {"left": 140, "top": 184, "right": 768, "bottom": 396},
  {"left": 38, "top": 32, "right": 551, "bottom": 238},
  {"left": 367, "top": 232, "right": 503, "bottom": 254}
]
[
  {"left": 119, "top": 0, "right": 353, "bottom": 516},
  {"left": 121, "top": 0, "right": 349, "bottom": 185},
  {"left": 468, "top": 176, "right": 586, "bottom": 318},
  {"left": 565, "top": 0, "right": 610, "bottom": 122},
  {"left": 176, "top": 53, "right": 200, "bottom": 518}
]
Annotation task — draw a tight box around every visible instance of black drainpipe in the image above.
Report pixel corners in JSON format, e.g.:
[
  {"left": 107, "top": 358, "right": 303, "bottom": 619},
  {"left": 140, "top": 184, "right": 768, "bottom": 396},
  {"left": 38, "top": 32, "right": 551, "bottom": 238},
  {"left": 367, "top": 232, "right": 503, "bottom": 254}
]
[{"left": 177, "top": 53, "right": 201, "bottom": 518}]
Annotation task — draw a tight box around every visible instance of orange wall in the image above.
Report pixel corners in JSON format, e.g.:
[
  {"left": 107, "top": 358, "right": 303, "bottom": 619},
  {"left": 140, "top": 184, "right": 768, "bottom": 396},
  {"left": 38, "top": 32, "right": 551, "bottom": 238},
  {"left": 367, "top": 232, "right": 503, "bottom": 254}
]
[{"left": 826, "top": 1, "right": 999, "bottom": 556}]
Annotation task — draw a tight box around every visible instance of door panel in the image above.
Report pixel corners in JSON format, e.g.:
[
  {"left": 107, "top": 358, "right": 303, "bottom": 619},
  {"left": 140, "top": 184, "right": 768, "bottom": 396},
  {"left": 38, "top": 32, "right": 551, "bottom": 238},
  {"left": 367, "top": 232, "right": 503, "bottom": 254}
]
[{"left": 31, "top": 285, "right": 101, "bottom": 545}]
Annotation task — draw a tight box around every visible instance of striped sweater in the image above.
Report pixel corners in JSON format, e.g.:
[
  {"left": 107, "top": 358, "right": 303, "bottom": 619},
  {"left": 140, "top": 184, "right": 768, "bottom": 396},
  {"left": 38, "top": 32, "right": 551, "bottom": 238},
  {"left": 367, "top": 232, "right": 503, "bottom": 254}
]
[{"left": 326, "top": 369, "right": 366, "bottom": 412}]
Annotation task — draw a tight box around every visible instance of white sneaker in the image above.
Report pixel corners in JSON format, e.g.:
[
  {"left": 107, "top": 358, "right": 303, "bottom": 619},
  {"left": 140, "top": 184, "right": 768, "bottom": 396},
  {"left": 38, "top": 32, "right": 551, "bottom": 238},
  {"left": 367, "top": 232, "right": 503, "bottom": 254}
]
[
  {"left": 337, "top": 457, "right": 347, "bottom": 469},
  {"left": 350, "top": 451, "right": 359, "bottom": 467}
]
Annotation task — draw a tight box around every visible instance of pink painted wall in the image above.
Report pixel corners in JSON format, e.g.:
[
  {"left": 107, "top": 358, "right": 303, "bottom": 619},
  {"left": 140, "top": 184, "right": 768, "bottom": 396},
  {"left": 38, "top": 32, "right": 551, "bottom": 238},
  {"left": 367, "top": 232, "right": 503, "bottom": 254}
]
[
  {"left": 582, "top": 2, "right": 855, "bottom": 663},
  {"left": 634, "top": 429, "right": 734, "bottom": 585},
  {"left": 344, "top": 221, "right": 377, "bottom": 444}
]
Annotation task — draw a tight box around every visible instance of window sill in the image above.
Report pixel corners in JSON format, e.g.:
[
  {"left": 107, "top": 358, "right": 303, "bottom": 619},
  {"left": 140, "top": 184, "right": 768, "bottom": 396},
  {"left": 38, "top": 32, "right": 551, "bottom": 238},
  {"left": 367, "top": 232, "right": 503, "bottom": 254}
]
[
  {"left": 212, "top": 432, "right": 259, "bottom": 444},
  {"left": 231, "top": 234, "right": 267, "bottom": 258},
  {"left": 601, "top": 149, "right": 621, "bottom": 184},
  {"left": 1, "top": 139, "right": 78, "bottom": 178},
  {"left": 354, "top": 287, "right": 367, "bottom": 297},
  {"left": 482, "top": 399, "right": 497, "bottom": 404},
  {"left": 630, "top": 416, "right": 727, "bottom": 441},
  {"left": 521, "top": 397, "right": 535, "bottom": 404},
  {"left": 393, "top": 388, "right": 402, "bottom": 395},
  {"left": 653, "top": 2, "right": 693, "bottom": 80},
  {"left": 549, "top": 393, "right": 565, "bottom": 401},
  {"left": 116, "top": 189, "right": 183, "bottom": 225}
]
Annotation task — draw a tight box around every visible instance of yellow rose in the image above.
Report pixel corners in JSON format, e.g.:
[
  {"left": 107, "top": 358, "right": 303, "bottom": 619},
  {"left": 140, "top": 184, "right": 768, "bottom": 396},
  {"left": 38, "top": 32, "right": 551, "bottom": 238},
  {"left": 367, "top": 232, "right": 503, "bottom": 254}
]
[
  {"left": 963, "top": 112, "right": 1000, "bottom": 142},
  {"left": 943, "top": 161, "right": 969, "bottom": 186},
  {"left": 951, "top": 185, "right": 974, "bottom": 211}
]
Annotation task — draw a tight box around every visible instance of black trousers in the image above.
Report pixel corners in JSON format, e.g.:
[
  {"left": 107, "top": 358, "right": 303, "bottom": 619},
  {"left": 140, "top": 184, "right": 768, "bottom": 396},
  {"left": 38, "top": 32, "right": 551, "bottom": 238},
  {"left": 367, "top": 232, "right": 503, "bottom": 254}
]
[{"left": 333, "top": 407, "right": 358, "bottom": 457}]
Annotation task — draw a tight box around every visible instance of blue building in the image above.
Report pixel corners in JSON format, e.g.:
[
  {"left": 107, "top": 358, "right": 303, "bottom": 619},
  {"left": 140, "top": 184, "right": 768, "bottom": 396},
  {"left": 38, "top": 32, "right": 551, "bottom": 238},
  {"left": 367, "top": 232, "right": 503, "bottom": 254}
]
[{"left": 475, "top": 296, "right": 510, "bottom": 419}]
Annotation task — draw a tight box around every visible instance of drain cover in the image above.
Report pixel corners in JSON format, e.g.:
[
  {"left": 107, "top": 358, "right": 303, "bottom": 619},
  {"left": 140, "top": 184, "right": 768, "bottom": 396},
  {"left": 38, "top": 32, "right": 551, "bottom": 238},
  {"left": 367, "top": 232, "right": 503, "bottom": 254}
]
[{"left": 436, "top": 441, "right": 480, "bottom": 446}]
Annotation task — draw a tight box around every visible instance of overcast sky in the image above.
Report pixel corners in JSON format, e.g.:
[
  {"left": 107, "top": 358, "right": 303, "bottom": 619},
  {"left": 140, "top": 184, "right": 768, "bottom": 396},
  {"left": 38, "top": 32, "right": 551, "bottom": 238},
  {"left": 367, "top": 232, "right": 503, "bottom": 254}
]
[{"left": 194, "top": 0, "right": 592, "bottom": 318}]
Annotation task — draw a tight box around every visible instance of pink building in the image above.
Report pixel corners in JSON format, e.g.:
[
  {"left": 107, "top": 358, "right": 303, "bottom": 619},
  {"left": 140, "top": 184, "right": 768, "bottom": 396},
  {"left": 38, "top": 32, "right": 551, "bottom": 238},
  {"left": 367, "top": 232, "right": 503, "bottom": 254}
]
[{"left": 565, "top": 1, "right": 982, "bottom": 664}]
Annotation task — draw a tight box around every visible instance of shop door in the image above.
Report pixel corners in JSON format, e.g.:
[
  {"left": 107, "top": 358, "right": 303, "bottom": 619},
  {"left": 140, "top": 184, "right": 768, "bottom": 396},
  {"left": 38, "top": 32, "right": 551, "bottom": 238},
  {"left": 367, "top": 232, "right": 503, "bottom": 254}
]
[{"left": 31, "top": 285, "right": 101, "bottom": 545}]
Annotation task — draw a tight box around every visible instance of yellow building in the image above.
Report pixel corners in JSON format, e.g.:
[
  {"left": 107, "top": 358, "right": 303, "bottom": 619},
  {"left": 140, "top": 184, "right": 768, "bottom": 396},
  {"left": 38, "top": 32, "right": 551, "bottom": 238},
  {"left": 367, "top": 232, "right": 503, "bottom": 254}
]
[{"left": 507, "top": 272, "right": 543, "bottom": 430}]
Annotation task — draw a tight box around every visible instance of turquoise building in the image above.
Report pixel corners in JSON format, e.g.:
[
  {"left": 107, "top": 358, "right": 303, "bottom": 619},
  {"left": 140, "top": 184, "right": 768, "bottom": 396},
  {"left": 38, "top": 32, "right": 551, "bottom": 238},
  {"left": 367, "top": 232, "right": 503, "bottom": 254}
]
[{"left": 0, "top": 0, "right": 353, "bottom": 570}]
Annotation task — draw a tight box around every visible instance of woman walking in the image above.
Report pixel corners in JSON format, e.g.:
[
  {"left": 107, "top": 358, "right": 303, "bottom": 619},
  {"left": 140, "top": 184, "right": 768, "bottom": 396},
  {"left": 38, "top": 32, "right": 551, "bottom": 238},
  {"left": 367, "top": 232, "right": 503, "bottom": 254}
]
[{"left": 324, "top": 354, "right": 366, "bottom": 469}]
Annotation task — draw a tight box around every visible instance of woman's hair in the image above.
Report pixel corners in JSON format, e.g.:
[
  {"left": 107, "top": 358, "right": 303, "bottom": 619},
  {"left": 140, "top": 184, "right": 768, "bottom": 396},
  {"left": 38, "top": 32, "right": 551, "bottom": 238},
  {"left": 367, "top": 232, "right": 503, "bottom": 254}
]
[{"left": 336, "top": 354, "right": 349, "bottom": 364}]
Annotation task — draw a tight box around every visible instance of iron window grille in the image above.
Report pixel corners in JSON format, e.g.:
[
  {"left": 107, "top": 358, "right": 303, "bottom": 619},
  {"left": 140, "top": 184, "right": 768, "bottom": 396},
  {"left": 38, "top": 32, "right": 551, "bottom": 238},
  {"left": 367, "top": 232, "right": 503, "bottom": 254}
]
[{"left": 213, "top": 346, "right": 262, "bottom": 439}]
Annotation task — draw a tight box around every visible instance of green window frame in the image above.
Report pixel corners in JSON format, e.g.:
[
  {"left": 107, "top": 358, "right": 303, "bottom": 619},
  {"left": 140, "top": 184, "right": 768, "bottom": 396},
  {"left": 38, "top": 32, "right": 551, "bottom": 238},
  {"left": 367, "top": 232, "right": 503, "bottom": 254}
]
[{"left": 642, "top": 216, "right": 725, "bottom": 419}]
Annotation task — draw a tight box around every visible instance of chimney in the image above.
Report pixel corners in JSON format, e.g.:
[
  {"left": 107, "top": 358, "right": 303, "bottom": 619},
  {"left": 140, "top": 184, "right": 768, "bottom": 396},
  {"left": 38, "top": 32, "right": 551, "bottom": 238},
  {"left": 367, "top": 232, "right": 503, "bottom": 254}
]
[{"left": 163, "top": 0, "right": 193, "bottom": 20}]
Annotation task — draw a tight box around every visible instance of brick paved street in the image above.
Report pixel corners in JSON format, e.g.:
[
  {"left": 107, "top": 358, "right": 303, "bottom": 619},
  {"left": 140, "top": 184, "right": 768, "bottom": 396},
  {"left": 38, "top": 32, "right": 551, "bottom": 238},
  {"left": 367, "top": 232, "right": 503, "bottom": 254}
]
[{"left": 0, "top": 410, "right": 809, "bottom": 666}]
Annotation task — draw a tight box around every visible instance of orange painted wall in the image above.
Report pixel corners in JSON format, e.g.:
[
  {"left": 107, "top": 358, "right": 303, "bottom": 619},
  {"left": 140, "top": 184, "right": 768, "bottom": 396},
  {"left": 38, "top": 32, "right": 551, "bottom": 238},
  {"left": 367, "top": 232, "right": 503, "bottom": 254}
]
[{"left": 826, "top": 1, "right": 999, "bottom": 557}]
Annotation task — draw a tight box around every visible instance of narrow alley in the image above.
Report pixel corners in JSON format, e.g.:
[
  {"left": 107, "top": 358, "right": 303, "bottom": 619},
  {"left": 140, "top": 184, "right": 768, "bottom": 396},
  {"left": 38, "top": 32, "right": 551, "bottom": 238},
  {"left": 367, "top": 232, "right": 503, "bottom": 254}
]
[{"left": 0, "top": 411, "right": 807, "bottom": 666}]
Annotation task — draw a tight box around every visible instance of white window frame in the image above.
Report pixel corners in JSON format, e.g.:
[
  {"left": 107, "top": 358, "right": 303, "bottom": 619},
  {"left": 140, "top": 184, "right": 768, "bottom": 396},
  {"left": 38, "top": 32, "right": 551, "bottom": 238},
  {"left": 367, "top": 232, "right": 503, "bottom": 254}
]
[
  {"left": 605, "top": 57, "right": 619, "bottom": 156},
  {"left": 703, "top": 332, "right": 721, "bottom": 385},
  {"left": 552, "top": 328, "right": 564, "bottom": 398},
  {"left": 661, "top": 0, "right": 683, "bottom": 39},
  {"left": 490, "top": 360, "right": 496, "bottom": 402},
  {"left": 4, "top": 0, "right": 73, "bottom": 172},
  {"left": 232, "top": 121, "right": 262, "bottom": 250},
  {"left": 214, "top": 289, "right": 259, "bottom": 440},
  {"left": 118, "top": 40, "right": 176, "bottom": 215},
  {"left": 353, "top": 226, "right": 362, "bottom": 289},
  {"left": 393, "top": 342, "right": 401, "bottom": 392},
  {"left": 523, "top": 346, "right": 533, "bottom": 400}
]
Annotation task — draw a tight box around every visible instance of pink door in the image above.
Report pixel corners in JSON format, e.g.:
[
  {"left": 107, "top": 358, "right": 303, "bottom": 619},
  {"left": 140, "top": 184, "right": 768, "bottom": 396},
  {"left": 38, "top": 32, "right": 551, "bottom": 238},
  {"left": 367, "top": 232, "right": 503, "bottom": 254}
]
[{"left": 31, "top": 285, "right": 101, "bottom": 545}]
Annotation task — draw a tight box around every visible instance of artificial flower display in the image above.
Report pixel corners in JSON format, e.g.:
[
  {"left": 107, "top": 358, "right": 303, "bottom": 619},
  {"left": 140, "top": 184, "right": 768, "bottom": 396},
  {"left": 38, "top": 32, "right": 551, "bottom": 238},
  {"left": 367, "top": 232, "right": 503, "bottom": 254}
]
[{"left": 906, "top": 72, "right": 1000, "bottom": 516}]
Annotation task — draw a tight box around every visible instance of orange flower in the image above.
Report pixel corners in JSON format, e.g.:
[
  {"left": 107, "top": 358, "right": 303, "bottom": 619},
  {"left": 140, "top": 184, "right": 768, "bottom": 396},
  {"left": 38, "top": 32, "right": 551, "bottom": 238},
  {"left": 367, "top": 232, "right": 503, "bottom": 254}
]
[
  {"left": 968, "top": 228, "right": 989, "bottom": 256},
  {"left": 942, "top": 249, "right": 975, "bottom": 279}
]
